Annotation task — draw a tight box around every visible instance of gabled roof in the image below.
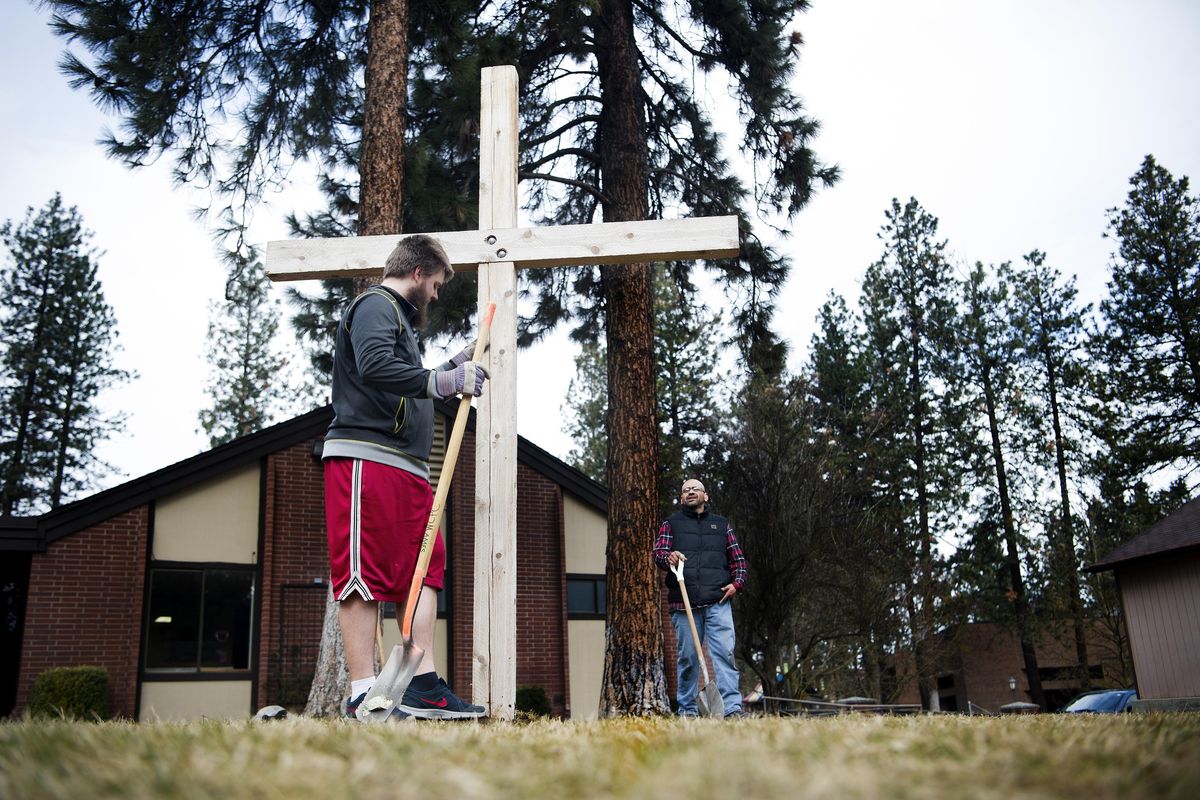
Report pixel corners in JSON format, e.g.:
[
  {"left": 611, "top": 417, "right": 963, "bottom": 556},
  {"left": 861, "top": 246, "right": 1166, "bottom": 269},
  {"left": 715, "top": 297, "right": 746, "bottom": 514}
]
[
  {"left": 0, "top": 403, "right": 606, "bottom": 553},
  {"left": 1087, "top": 495, "right": 1200, "bottom": 572}
]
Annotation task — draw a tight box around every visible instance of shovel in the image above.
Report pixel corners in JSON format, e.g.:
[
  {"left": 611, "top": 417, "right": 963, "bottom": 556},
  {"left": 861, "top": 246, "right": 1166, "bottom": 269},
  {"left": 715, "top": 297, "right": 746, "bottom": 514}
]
[
  {"left": 357, "top": 302, "right": 496, "bottom": 722},
  {"left": 670, "top": 559, "right": 723, "bottom": 717}
]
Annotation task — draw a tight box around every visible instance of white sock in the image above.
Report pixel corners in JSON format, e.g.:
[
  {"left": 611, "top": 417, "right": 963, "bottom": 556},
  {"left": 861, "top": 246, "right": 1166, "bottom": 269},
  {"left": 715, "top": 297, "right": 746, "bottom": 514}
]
[{"left": 351, "top": 677, "right": 375, "bottom": 699}]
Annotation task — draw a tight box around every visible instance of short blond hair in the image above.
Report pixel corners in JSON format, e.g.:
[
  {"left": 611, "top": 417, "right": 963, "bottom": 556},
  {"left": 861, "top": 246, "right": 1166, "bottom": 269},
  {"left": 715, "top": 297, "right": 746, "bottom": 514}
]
[{"left": 383, "top": 234, "right": 453, "bottom": 280}]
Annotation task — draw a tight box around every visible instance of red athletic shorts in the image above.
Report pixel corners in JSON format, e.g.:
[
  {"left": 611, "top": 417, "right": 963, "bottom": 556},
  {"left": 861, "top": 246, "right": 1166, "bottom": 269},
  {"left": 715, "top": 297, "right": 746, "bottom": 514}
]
[{"left": 324, "top": 457, "right": 445, "bottom": 602}]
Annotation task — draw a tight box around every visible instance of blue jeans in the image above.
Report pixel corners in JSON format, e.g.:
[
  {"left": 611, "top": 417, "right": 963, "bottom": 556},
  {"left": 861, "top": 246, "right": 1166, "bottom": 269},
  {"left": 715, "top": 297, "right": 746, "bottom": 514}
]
[{"left": 671, "top": 601, "right": 741, "bottom": 716}]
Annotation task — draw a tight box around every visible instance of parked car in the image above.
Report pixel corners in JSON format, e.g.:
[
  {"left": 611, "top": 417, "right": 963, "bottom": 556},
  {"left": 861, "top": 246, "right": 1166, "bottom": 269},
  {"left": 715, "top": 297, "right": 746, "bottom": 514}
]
[{"left": 1061, "top": 689, "right": 1137, "bottom": 713}]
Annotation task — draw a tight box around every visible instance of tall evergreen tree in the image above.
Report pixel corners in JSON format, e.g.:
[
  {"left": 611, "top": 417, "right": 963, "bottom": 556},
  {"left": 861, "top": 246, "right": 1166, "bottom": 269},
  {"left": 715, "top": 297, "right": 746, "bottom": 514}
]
[
  {"left": 1099, "top": 155, "right": 1200, "bottom": 485},
  {"left": 198, "top": 257, "right": 289, "bottom": 447},
  {"left": 492, "top": 0, "right": 836, "bottom": 715},
  {"left": 806, "top": 293, "right": 910, "bottom": 700},
  {"left": 562, "top": 270, "right": 722, "bottom": 518},
  {"left": 710, "top": 371, "right": 829, "bottom": 697},
  {"left": 858, "top": 197, "right": 964, "bottom": 710},
  {"left": 958, "top": 260, "right": 1045, "bottom": 708},
  {"left": 1013, "top": 250, "right": 1093, "bottom": 688},
  {"left": 0, "top": 194, "right": 129, "bottom": 515},
  {"left": 564, "top": 341, "right": 609, "bottom": 483}
]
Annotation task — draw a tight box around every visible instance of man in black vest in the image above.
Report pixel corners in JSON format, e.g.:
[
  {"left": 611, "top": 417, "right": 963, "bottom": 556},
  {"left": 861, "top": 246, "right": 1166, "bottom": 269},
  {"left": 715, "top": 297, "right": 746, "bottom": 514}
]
[{"left": 653, "top": 478, "right": 747, "bottom": 717}]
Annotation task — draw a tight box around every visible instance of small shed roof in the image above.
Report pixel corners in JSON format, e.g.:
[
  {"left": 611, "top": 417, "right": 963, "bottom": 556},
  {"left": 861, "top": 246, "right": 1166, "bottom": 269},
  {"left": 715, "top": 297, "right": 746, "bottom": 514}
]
[{"left": 1087, "top": 495, "right": 1200, "bottom": 572}]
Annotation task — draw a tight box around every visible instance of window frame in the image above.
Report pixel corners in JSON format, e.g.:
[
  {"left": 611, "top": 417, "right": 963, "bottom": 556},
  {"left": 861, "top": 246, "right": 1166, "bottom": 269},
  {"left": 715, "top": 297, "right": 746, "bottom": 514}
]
[
  {"left": 141, "top": 561, "right": 258, "bottom": 680},
  {"left": 566, "top": 573, "right": 606, "bottom": 620}
]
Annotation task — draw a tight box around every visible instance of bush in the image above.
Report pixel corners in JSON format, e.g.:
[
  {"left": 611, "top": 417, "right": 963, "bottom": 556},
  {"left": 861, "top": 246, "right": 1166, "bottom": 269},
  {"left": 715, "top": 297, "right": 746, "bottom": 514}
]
[
  {"left": 515, "top": 684, "right": 552, "bottom": 717},
  {"left": 28, "top": 666, "right": 110, "bottom": 720}
]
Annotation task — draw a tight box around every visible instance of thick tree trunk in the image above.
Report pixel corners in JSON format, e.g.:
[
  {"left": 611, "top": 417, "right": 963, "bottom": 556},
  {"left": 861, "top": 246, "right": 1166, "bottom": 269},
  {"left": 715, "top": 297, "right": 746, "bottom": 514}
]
[
  {"left": 360, "top": 0, "right": 408, "bottom": 238},
  {"left": 305, "top": 586, "right": 350, "bottom": 716},
  {"left": 305, "top": 0, "right": 409, "bottom": 716},
  {"left": 595, "top": 0, "right": 670, "bottom": 716}
]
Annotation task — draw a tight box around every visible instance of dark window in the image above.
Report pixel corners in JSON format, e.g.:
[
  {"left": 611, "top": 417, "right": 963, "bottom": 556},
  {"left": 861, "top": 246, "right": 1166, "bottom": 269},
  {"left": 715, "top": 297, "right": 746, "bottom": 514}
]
[
  {"left": 145, "top": 568, "right": 254, "bottom": 672},
  {"left": 567, "top": 575, "right": 605, "bottom": 617}
]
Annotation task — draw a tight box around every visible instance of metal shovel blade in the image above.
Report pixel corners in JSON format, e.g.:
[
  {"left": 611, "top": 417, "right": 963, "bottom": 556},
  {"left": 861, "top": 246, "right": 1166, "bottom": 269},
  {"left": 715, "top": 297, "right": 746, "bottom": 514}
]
[
  {"left": 699, "top": 679, "right": 722, "bottom": 717},
  {"left": 355, "top": 640, "right": 424, "bottom": 723}
]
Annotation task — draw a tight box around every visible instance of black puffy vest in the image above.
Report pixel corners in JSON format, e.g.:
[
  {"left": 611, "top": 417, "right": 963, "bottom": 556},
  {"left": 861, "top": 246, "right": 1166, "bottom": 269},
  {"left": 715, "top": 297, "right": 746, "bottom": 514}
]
[{"left": 664, "top": 508, "right": 731, "bottom": 607}]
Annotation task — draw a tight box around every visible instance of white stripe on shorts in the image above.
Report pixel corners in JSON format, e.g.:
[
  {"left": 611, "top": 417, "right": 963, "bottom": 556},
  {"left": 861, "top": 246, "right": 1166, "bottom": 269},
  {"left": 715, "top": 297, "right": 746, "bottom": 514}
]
[{"left": 337, "top": 458, "right": 374, "bottom": 602}]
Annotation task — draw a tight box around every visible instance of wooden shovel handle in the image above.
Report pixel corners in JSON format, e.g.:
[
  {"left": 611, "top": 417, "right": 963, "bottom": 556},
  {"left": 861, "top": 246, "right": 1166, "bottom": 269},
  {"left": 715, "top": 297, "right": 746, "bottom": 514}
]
[
  {"left": 670, "top": 560, "right": 712, "bottom": 684},
  {"left": 400, "top": 303, "right": 496, "bottom": 638}
]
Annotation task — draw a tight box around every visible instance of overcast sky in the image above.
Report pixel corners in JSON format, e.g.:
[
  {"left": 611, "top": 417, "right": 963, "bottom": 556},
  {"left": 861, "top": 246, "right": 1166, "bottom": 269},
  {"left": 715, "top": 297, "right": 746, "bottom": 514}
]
[{"left": 2, "top": 1, "right": 1199, "bottom": 492}]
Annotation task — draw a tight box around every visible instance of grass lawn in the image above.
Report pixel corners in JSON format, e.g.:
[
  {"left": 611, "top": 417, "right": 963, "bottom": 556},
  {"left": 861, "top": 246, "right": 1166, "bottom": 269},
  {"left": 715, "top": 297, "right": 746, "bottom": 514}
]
[{"left": 1, "top": 713, "right": 1198, "bottom": 799}]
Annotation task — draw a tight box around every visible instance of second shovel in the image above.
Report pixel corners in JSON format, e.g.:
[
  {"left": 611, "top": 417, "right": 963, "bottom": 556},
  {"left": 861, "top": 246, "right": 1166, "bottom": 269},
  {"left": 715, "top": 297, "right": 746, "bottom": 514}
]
[{"left": 669, "top": 559, "right": 723, "bottom": 717}]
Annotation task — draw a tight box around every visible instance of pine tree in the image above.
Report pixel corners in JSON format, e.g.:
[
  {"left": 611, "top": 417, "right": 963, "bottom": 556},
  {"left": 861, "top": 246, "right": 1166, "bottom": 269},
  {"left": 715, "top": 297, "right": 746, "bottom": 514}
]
[
  {"left": 495, "top": 0, "right": 836, "bottom": 714},
  {"left": 805, "top": 292, "right": 918, "bottom": 702},
  {"left": 858, "top": 198, "right": 965, "bottom": 710},
  {"left": 710, "top": 371, "right": 829, "bottom": 698},
  {"left": 958, "top": 260, "right": 1045, "bottom": 708},
  {"left": 0, "top": 194, "right": 130, "bottom": 515},
  {"left": 198, "top": 257, "right": 289, "bottom": 447},
  {"left": 1012, "top": 250, "right": 1094, "bottom": 688},
  {"left": 563, "top": 341, "right": 608, "bottom": 484},
  {"left": 1099, "top": 155, "right": 1200, "bottom": 485},
  {"left": 562, "top": 270, "right": 721, "bottom": 518}
]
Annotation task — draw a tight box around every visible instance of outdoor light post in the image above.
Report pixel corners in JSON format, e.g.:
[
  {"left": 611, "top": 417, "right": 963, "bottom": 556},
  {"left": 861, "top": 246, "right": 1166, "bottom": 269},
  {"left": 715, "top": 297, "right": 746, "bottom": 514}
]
[{"left": 1009, "top": 675, "right": 1017, "bottom": 703}]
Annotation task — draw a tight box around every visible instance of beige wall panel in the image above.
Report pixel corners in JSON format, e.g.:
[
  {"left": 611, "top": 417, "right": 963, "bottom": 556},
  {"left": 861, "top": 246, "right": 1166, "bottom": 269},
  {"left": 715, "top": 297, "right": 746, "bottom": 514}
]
[
  {"left": 1120, "top": 553, "right": 1200, "bottom": 699},
  {"left": 567, "top": 619, "right": 605, "bottom": 719},
  {"left": 564, "top": 495, "right": 606, "bottom": 575},
  {"left": 139, "top": 680, "right": 253, "bottom": 721},
  {"left": 154, "top": 464, "right": 260, "bottom": 563},
  {"left": 381, "top": 618, "right": 449, "bottom": 677}
]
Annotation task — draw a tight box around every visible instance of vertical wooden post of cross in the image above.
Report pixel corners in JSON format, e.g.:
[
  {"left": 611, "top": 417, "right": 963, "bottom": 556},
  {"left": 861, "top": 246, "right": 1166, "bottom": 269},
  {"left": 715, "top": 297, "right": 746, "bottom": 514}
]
[{"left": 472, "top": 65, "right": 519, "bottom": 720}]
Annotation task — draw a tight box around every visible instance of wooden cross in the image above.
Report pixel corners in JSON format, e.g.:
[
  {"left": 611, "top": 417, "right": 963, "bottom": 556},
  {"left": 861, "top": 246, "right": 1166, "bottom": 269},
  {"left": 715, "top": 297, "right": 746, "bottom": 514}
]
[{"left": 266, "top": 65, "right": 738, "bottom": 719}]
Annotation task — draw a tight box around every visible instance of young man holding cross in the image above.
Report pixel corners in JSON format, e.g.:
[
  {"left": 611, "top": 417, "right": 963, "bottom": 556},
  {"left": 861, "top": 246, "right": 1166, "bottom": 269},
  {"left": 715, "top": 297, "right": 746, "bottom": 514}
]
[
  {"left": 323, "top": 234, "right": 489, "bottom": 720},
  {"left": 654, "top": 478, "right": 748, "bottom": 718}
]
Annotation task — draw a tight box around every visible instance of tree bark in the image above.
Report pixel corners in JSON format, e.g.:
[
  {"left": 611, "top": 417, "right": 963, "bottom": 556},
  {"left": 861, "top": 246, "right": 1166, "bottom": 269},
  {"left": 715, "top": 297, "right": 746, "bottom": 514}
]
[
  {"left": 305, "top": 0, "right": 409, "bottom": 716},
  {"left": 355, "top": 0, "right": 409, "bottom": 295},
  {"left": 305, "top": 586, "right": 350, "bottom": 716},
  {"left": 595, "top": 0, "right": 670, "bottom": 716}
]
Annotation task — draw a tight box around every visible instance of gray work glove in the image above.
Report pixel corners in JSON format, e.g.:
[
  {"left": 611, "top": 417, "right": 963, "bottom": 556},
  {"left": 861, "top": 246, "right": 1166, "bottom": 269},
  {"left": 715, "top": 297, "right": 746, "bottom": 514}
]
[
  {"left": 428, "top": 361, "right": 489, "bottom": 399},
  {"left": 437, "top": 338, "right": 486, "bottom": 371}
]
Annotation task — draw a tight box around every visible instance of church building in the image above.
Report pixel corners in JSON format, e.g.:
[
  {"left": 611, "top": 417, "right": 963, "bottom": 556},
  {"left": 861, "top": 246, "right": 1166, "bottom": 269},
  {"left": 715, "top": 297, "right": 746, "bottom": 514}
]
[{"left": 1, "top": 403, "right": 612, "bottom": 720}]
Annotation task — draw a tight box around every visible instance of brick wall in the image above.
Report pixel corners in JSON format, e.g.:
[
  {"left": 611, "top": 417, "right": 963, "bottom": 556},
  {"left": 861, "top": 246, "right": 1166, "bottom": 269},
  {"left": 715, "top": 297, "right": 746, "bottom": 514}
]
[
  {"left": 16, "top": 506, "right": 150, "bottom": 718},
  {"left": 448, "top": 429, "right": 477, "bottom": 698},
  {"left": 258, "top": 441, "right": 329, "bottom": 709},
  {"left": 446, "top": 432, "right": 571, "bottom": 716},
  {"left": 514, "top": 461, "right": 568, "bottom": 715},
  {"left": 892, "top": 621, "right": 1135, "bottom": 711}
]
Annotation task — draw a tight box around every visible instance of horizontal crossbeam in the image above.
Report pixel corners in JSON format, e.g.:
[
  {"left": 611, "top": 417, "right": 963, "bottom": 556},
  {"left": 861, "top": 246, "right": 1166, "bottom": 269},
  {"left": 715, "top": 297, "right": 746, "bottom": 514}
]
[{"left": 265, "top": 216, "right": 740, "bottom": 281}]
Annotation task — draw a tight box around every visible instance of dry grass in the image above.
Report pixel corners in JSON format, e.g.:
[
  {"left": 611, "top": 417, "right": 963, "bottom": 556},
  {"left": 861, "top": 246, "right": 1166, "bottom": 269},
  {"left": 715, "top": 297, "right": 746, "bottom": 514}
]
[{"left": 1, "top": 713, "right": 1198, "bottom": 799}]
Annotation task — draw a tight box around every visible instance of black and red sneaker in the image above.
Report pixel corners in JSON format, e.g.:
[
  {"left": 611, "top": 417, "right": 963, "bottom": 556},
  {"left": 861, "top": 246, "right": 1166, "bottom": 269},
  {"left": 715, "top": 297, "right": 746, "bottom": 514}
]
[{"left": 400, "top": 677, "right": 486, "bottom": 720}]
